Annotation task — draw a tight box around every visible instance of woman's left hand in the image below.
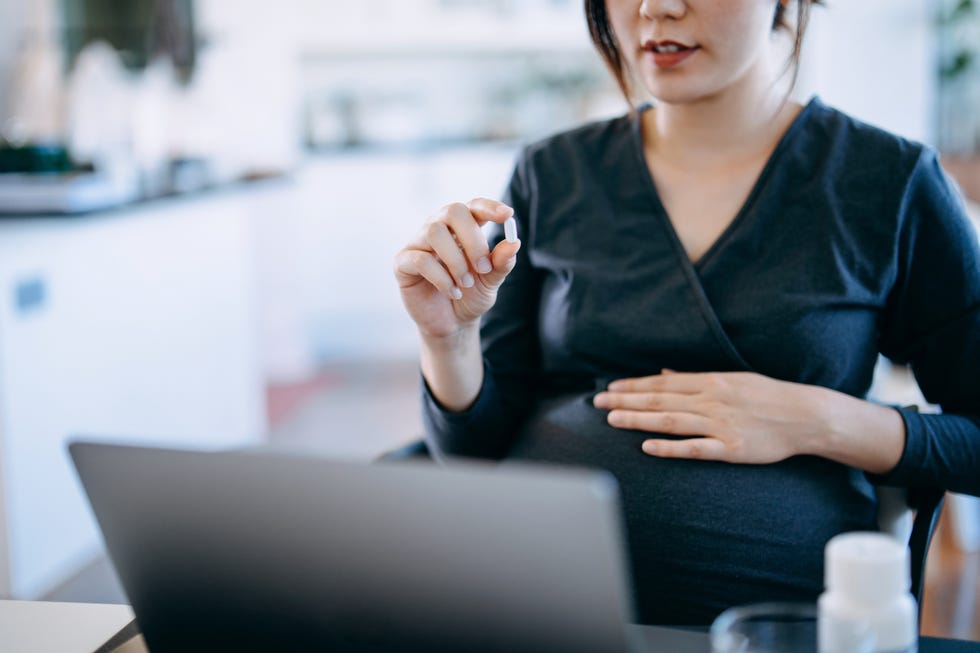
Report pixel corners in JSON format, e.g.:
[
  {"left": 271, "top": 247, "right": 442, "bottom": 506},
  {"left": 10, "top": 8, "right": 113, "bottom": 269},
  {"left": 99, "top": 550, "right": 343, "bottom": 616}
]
[{"left": 592, "top": 370, "right": 835, "bottom": 464}]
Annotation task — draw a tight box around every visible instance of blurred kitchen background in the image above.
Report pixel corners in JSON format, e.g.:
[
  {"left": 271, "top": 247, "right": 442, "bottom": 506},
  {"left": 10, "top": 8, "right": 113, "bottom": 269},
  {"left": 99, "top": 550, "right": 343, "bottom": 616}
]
[{"left": 0, "top": 0, "right": 979, "bottom": 641}]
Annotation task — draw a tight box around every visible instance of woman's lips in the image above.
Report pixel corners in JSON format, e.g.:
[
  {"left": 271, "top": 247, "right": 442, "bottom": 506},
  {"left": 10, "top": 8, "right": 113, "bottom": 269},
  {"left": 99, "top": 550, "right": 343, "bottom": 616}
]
[{"left": 644, "top": 41, "right": 700, "bottom": 69}]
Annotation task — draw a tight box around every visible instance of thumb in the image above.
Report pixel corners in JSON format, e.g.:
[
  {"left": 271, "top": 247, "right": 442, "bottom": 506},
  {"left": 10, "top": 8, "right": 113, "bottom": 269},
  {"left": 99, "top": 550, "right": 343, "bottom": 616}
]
[{"left": 480, "top": 239, "right": 521, "bottom": 289}]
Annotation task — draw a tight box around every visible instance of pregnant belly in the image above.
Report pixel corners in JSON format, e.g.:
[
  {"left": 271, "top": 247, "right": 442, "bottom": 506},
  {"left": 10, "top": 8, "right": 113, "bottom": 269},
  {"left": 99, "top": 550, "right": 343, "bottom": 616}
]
[{"left": 506, "top": 392, "right": 878, "bottom": 625}]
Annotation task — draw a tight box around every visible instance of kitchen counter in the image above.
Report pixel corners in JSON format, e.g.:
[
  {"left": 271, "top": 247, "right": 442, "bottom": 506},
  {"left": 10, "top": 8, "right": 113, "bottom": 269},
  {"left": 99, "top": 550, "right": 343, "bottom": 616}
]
[{"left": 0, "top": 183, "right": 271, "bottom": 600}]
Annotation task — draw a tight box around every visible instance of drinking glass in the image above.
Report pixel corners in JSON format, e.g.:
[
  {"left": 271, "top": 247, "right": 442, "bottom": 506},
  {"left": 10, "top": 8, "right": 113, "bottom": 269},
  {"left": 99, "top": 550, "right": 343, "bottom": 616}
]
[{"left": 710, "top": 602, "right": 875, "bottom": 653}]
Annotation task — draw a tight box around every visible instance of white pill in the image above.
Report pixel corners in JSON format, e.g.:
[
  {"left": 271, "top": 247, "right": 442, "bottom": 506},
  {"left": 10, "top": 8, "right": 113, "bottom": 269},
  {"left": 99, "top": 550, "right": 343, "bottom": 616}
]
[{"left": 504, "top": 217, "right": 518, "bottom": 243}]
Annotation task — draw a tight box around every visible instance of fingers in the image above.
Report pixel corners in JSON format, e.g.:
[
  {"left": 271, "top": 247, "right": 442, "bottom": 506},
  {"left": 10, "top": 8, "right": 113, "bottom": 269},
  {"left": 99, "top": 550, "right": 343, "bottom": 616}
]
[
  {"left": 455, "top": 199, "right": 520, "bottom": 282},
  {"left": 466, "top": 197, "right": 514, "bottom": 225},
  {"left": 393, "top": 249, "right": 462, "bottom": 300},
  {"left": 446, "top": 203, "right": 494, "bottom": 276},
  {"left": 641, "top": 437, "right": 728, "bottom": 461},
  {"left": 607, "top": 371, "right": 715, "bottom": 394},
  {"left": 593, "top": 391, "right": 709, "bottom": 415},
  {"left": 424, "top": 220, "right": 476, "bottom": 290},
  {"left": 605, "top": 409, "right": 713, "bottom": 436},
  {"left": 481, "top": 238, "right": 521, "bottom": 288},
  {"left": 400, "top": 200, "right": 521, "bottom": 298},
  {"left": 595, "top": 385, "right": 729, "bottom": 460}
]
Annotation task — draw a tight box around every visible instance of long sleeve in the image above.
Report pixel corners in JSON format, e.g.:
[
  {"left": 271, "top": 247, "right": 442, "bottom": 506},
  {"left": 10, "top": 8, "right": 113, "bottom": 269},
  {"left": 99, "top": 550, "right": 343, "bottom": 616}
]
[
  {"left": 421, "top": 149, "right": 544, "bottom": 460},
  {"left": 876, "top": 150, "right": 980, "bottom": 496}
]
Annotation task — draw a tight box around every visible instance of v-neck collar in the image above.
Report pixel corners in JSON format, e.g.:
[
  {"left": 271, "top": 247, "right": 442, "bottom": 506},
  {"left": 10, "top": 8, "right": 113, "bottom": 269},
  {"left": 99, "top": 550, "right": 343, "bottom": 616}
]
[{"left": 630, "top": 96, "right": 820, "bottom": 275}]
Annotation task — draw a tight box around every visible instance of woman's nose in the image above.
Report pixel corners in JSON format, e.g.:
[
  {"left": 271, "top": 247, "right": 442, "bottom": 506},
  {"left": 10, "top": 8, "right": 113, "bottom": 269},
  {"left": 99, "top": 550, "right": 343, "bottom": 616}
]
[{"left": 639, "top": 0, "right": 687, "bottom": 21}]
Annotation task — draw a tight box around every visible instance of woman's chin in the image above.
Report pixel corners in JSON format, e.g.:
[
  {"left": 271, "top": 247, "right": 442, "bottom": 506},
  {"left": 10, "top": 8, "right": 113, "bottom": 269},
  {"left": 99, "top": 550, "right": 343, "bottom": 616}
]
[
  {"left": 638, "top": 76, "right": 714, "bottom": 106},
  {"left": 643, "top": 84, "right": 729, "bottom": 108}
]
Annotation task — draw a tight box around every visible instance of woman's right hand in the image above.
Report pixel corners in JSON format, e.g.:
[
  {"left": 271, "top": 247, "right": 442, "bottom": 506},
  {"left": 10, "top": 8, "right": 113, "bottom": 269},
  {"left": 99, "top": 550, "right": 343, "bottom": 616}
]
[{"left": 394, "top": 198, "right": 522, "bottom": 340}]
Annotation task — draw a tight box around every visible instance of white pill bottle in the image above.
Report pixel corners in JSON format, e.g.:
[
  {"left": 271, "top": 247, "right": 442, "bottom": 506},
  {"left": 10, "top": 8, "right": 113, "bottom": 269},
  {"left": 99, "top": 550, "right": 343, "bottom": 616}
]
[{"left": 818, "top": 532, "right": 918, "bottom": 653}]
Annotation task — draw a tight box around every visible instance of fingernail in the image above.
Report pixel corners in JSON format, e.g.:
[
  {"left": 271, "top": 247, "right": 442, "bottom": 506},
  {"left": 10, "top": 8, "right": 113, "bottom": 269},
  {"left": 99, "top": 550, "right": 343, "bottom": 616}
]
[
  {"left": 496, "top": 205, "right": 512, "bottom": 216},
  {"left": 460, "top": 273, "right": 475, "bottom": 288},
  {"left": 450, "top": 287, "right": 463, "bottom": 300},
  {"left": 608, "top": 411, "right": 623, "bottom": 426},
  {"left": 593, "top": 393, "right": 608, "bottom": 407},
  {"left": 643, "top": 441, "right": 657, "bottom": 454},
  {"left": 607, "top": 381, "right": 622, "bottom": 391},
  {"left": 476, "top": 257, "right": 492, "bottom": 274}
]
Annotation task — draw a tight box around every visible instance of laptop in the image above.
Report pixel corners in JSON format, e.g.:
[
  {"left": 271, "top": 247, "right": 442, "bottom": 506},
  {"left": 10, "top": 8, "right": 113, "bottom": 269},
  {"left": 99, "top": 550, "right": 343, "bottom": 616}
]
[{"left": 70, "top": 441, "right": 652, "bottom": 653}]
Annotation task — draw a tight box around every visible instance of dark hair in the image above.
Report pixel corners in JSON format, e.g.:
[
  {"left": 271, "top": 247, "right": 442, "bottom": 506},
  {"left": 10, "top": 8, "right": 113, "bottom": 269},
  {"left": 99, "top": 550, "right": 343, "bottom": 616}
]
[{"left": 585, "top": 0, "right": 824, "bottom": 104}]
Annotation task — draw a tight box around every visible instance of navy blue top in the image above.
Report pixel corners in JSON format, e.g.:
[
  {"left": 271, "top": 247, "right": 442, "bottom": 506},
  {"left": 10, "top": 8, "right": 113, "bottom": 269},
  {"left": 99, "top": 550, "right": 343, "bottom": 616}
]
[{"left": 421, "top": 98, "right": 980, "bottom": 624}]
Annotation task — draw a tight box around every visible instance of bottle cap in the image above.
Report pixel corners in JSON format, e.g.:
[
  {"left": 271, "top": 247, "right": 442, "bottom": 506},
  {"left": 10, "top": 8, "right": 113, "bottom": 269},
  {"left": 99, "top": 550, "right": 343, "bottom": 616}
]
[{"left": 824, "top": 532, "right": 910, "bottom": 603}]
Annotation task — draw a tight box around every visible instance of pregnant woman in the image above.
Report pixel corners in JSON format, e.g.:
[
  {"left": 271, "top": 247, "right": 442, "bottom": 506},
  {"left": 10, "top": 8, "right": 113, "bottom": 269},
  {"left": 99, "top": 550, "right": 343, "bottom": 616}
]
[{"left": 393, "top": 0, "right": 980, "bottom": 624}]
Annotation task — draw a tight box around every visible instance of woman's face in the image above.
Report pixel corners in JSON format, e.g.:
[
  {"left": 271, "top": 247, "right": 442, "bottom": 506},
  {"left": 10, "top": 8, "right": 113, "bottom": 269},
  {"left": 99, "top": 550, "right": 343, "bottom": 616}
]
[{"left": 605, "top": 0, "right": 784, "bottom": 105}]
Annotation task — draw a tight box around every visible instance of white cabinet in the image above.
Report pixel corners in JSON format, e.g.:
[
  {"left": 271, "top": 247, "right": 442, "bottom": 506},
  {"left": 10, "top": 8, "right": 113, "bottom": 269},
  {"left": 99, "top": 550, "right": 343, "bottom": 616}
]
[{"left": 0, "top": 188, "right": 267, "bottom": 599}]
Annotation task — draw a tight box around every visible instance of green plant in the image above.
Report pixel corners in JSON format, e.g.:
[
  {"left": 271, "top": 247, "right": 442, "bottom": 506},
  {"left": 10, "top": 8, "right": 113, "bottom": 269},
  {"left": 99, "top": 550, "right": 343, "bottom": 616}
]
[{"left": 939, "top": 0, "right": 977, "bottom": 80}]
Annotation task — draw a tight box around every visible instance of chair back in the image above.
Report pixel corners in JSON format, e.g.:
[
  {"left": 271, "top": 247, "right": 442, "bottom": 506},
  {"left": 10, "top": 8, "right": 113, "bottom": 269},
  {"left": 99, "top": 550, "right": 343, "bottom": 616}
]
[
  {"left": 906, "top": 487, "right": 946, "bottom": 613},
  {"left": 876, "top": 484, "right": 945, "bottom": 622}
]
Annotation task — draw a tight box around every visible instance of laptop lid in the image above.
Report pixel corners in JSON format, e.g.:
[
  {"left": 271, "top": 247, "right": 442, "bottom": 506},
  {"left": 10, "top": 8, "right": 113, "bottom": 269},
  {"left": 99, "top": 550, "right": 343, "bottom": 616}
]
[{"left": 70, "top": 441, "right": 643, "bottom": 653}]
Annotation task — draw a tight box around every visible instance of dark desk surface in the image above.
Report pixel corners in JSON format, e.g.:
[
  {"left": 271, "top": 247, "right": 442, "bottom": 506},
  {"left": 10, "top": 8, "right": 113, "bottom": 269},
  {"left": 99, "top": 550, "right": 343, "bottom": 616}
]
[
  {"left": 631, "top": 624, "right": 980, "bottom": 653},
  {"left": 5, "top": 601, "right": 976, "bottom": 652},
  {"left": 94, "top": 622, "right": 980, "bottom": 653},
  {"left": 97, "top": 621, "right": 980, "bottom": 652}
]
